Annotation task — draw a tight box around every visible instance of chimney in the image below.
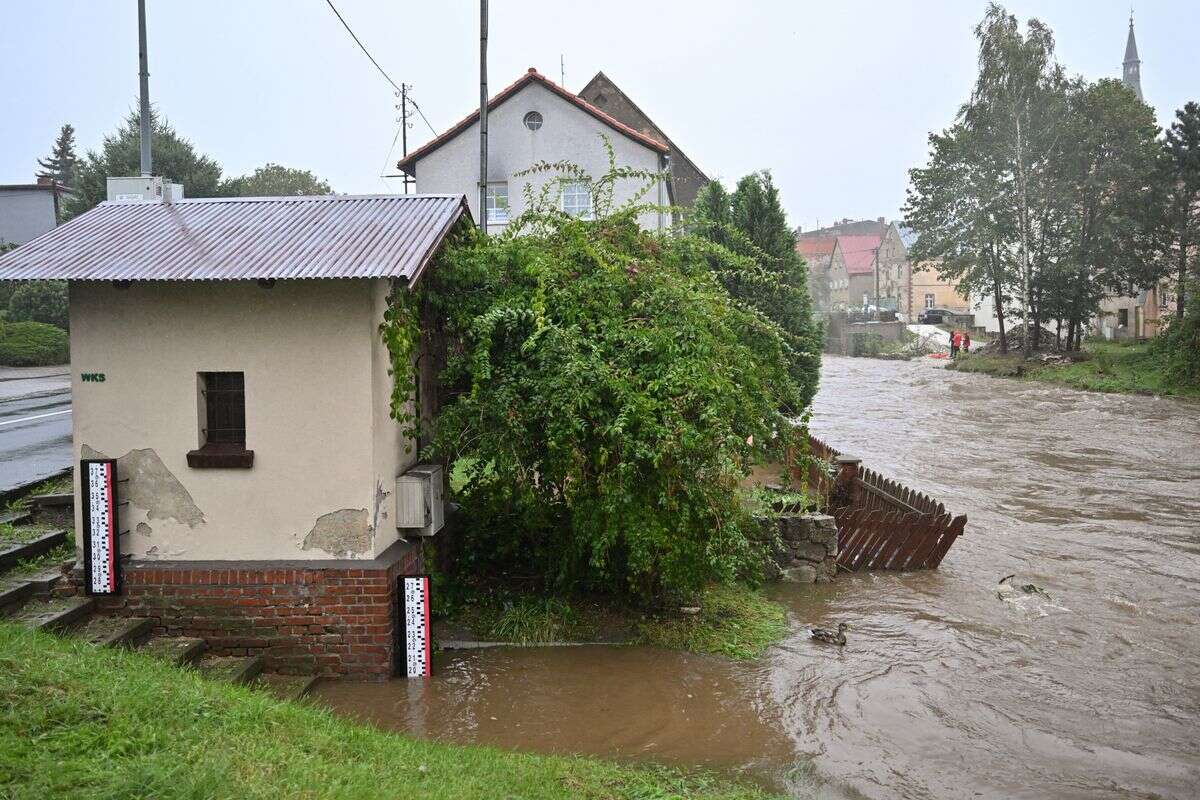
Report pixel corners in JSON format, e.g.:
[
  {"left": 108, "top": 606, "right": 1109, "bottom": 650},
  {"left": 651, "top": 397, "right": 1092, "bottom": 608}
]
[{"left": 877, "top": 216, "right": 885, "bottom": 224}]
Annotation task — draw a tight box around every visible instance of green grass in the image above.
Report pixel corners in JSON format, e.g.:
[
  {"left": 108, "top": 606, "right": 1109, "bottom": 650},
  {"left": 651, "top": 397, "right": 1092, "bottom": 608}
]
[
  {"left": 0, "top": 624, "right": 781, "bottom": 800},
  {"left": 439, "top": 584, "right": 788, "bottom": 660},
  {"left": 949, "top": 341, "right": 1200, "bottom": 398},
  {"left": 635, "top": 585, "right": 788, "bottom": 661},
  {"left": 477, "top": 596, "right": 592, "bottom": 644}
]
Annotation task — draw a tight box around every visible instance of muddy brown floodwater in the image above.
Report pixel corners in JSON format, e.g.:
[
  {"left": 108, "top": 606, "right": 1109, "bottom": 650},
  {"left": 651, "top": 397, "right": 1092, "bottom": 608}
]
[{"left": 316, "top": 356, "right": 1200, "bottom": 799}]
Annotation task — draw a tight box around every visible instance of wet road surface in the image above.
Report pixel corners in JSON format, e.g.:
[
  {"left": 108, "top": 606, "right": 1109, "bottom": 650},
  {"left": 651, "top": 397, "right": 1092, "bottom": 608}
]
[
  {"left": 317, "top": 356, "right": 1200, "bottom": 799},
  {"left": 0, "top": 374, "right": 71, "bottom": 494}
]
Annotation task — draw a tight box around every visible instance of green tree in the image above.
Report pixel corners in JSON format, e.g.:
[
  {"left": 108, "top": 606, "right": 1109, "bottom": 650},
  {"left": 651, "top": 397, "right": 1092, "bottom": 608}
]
[
  {"left": 7, "top": 281, "right": 69, "bottom": 330},
  {"left": 1160, "top": 102, "right": 1200, "bottom": 318},
  {"left": 964, "top": 3, "right": 1066, "bottom": 356},
  {"left": 220, "top": 163, "right": 333, "bottom": 197},
  {"left": 1050, "top": 79, "right": 1162, "bottom": 348},
  {"left": 63, "top": 110, "right": 223, "bottom": 220},
  {"left": 36, "top": 124, "right": 79, "bottom": 194},
  {"left": 692, "top": 172, "right": 822, "bottom": 408},
  {"left": 905, "top": 123, "right": 1020, "bottom": 353},
  {"left": 416, "top": 165, "right": 802, "bottom": 602}
]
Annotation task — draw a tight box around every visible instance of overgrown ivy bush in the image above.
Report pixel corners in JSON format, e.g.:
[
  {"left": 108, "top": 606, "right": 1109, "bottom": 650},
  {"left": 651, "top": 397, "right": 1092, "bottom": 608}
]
[{"left": 417, "top": 152, "right": 809, "bottom": 603}]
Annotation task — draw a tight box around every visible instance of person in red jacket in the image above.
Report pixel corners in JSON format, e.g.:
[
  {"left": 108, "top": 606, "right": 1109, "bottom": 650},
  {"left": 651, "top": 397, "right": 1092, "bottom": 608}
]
[
  {"left": 962, "top": 331, "right": 972, "bottom": 354},
  {"left": 950, "top": 330, "right": 961, "bottom": 358}
]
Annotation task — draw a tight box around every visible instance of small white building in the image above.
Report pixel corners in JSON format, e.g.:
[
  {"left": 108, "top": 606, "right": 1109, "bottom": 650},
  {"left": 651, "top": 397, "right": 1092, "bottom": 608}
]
[
  {"left": 398, "top": 68, "right": 673, "bottom": 234},
  {"left": 0, "top": 192, "right": 470, "bottom": 678}
]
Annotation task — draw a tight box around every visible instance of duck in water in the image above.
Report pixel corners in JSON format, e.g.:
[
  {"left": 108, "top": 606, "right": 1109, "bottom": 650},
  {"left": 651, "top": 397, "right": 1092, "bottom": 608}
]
[{"left": 810, "top": 622, "right": 849, "bottom": 646}]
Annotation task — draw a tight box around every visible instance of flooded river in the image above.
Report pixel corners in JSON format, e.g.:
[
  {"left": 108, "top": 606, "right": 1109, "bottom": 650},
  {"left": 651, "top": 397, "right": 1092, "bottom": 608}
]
[{"left": 317, "top": 357, "right": 1200, "bottom": 799}]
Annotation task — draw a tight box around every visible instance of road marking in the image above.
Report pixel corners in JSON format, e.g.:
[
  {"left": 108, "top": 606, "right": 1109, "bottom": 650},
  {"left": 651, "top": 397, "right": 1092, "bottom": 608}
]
[{"left": 0, "top": 409, "right": 72, "bottom": 427}]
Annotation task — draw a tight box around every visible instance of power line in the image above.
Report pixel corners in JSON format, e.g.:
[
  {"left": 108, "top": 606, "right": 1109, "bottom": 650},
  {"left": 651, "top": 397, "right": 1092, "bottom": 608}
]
[{"left": 322, "top": 0, "right": 436, "bottom": 136}]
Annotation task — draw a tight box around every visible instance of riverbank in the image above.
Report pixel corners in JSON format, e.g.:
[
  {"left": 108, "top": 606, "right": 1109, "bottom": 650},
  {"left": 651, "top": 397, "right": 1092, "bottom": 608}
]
[
  {"left": 435, "top": 583, "right": 788, "bottom": 660},
  {"left": 0, "top": 624, "right": 781, "bottom": 800},
  {"left": 946, "top": 340, "right": 1200, "bottom": 398}
]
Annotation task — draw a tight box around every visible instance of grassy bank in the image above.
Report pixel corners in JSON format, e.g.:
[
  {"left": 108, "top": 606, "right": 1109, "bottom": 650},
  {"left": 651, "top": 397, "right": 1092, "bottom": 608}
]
[
  {"left": 0, "top": 624, "right": 781, "bottom": 800},
  {"left": 437, "top": 583, "right": 788, "bottom": 661},
  {"left": 948, "top": 341, "right": 1200, "bottom": 398}
]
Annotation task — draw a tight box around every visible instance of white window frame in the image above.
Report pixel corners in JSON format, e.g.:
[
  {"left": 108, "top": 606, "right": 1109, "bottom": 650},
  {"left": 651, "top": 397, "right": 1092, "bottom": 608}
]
[
  {"left": 485, "top": 183, "right": 509, "bottom": 225},
  {"left": 925, "top": 293, "right": 935, "bottom": 309},
  {"left": 560, "top": 181, "right": 594, "bottom": 220}
]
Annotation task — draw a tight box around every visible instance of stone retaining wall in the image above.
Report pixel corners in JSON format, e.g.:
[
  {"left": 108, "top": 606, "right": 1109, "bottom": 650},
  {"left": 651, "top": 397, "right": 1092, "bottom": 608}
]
[{"left": 757, "top": 512, "right": 839, "bottom": 583}]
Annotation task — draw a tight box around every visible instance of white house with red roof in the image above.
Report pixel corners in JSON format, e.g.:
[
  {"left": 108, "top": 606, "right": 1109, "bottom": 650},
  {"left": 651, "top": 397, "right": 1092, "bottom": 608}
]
[{"left": 398, "top": 68, "right": 672, "bottom": 234}]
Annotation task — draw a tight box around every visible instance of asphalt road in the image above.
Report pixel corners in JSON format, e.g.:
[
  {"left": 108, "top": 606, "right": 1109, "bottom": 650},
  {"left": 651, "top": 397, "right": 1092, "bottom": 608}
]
[{"left": 0, "top": 369, "right": 71, "bottom": 494}]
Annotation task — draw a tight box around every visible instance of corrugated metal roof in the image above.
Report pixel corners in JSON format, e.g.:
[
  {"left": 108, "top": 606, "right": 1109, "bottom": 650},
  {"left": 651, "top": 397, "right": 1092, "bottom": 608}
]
[{"left": 0, "top": 193, "right": 470, "bottom": 283}]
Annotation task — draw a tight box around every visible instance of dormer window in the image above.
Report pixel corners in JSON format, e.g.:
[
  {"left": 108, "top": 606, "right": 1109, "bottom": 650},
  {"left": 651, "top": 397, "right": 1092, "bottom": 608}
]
[{"left": 523, "top": 111, "right": 544, "bottom": 131}]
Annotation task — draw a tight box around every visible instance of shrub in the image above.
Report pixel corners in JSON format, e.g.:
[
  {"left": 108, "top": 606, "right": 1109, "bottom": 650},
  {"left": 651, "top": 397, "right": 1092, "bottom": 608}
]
[
  {"left": 7, "top": 281, "right": 68, "bottom": 330},
  {"left": 1156, "top": 284, "right": 1200, "bottom": 388},
  {"left": 0, "top": 321, "right": 69, "bottom": 366},
  {"left": 405, "top": 154, "right": 809, "bottom": 603}
]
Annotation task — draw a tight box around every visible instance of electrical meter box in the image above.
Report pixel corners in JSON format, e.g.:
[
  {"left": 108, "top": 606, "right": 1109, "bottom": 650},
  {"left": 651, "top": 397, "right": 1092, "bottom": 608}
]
[{"left": 395, "top": 463, "right": 444, "bottom": 536}]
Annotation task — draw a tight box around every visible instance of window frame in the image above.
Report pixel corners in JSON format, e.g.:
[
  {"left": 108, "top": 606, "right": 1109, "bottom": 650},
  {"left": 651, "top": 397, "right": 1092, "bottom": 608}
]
[
  {"left": 188, "top": 371, "right": 254, "bottom": 468},
  {"left": 560, "top": 181, "right": 594, "bottom": 220},
  {"left": 522, "top": 111, "right": 544, "bottom": 131},
  {"left": 485, "top": 182, "right": 510, "bottom": 225}
]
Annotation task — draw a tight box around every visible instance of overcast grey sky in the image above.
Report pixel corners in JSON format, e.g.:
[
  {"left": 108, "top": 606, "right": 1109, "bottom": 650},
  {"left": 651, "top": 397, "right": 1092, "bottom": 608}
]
[{"left": 2, "top": 1, "right": 1196, "bottom": 230}]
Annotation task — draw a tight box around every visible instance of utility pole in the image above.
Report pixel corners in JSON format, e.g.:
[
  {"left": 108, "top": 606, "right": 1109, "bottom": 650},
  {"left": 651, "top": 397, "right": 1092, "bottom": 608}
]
[
  {"left": 137, "top": 0, "right": 152, "bottom": 176},
  {"left": 478, "top": 0, "right": 489, "bottom": 233},
  {"left": 399, "top": 84, "right": 414, "bottom": 195},
  {"left": 873, "top": 246, "right": 880, "bottom": 315}
]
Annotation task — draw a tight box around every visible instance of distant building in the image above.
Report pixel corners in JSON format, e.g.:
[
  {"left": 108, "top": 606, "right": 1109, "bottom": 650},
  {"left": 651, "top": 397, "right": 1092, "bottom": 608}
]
[
  {"left": 796, "top": 236, "right": 838, "bottom": 312},
  {"left": 798, "top": 219, "right": 910, "bottom": 314},
  {"left": 910, "top": 261, "right": 969, "bottom": 316},
  {"left": 0, "top": 178, "right": 65, "bottom": 246},
  {"left": 1122, "top": 15, "right": 1143, "bottom": 102},
  {"left": 398, "top": 68, "right": 672, "bottom": 234},
  {"left": 577, "top": 71, "right": 709, "bottom": 212}
]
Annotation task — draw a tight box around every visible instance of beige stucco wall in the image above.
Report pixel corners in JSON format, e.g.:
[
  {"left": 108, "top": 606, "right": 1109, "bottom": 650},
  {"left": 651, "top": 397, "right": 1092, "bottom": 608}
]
[
  {"left": 69, "top": 279, "right": 415, "bottom": 561},
  {"left": 909, "top": 261, "right": 969, "bottom": 314}
]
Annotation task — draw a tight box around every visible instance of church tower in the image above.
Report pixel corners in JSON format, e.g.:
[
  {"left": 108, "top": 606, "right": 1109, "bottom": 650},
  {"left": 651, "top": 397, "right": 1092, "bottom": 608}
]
[{"left": 1122, "top": 14, "right": 1144, "bottom": 102}]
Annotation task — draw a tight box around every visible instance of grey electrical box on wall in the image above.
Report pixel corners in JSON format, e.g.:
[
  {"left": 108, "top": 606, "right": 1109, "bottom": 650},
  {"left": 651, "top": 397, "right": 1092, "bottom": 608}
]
[{"left": 395, "top": 463, "right": 444, "bottom": 536}]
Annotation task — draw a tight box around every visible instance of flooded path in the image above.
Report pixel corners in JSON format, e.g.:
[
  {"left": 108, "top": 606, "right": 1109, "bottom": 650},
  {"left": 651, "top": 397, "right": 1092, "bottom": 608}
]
[{"left": 317, "top": 357, "right": 1200, "bottom": 799}]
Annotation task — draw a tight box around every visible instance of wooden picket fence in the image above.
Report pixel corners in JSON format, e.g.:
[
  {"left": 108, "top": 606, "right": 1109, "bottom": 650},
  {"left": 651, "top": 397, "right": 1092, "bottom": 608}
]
[{"left": 793, "top": 434, "right": 967, "bottom": 571}]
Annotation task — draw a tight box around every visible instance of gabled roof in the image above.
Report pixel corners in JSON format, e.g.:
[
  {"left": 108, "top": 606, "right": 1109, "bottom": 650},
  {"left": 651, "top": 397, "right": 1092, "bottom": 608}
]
[
  {"left": 795, "top": 236, "right": 837, "bottom": 257},
  {"left": 397, "top": 68, "right": 668, "bottom": 176},
  {"left": 836, "top": 234, "right": 883, "bottom": 275},
  {"left": 0, "top": 194, "right": 470, "bottom": 284},
  {"left": 578, "top": 71, "right": 708, "bottom": 206}
]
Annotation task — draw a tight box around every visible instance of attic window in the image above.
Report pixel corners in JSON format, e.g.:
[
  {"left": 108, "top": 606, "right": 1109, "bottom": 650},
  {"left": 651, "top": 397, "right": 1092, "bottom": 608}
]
[{"left": 523, "top": 111, "right": 544, "bottom": 131}]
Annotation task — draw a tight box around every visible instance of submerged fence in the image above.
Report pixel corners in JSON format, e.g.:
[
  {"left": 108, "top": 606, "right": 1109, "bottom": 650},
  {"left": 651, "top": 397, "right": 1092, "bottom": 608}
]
[{"left": 793, "top": 435, "right": 967, "bottom": 571}]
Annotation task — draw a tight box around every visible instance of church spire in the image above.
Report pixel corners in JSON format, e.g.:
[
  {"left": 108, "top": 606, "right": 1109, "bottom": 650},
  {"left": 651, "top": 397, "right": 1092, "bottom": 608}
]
[{"left": 1123, "top": 13, "right": 1143, "bottom": 101}]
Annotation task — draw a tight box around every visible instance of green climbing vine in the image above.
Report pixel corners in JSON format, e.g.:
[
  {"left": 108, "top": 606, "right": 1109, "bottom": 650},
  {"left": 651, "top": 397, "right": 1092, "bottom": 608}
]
[{"left": 380, "top": 281, "right": 422, "bottom": 454}]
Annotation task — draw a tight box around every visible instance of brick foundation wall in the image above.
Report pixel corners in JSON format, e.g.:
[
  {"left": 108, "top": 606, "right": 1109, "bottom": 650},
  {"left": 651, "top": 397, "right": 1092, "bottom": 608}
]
[{"left": 80, "top": 540, "right": 421, "bottom": 680}]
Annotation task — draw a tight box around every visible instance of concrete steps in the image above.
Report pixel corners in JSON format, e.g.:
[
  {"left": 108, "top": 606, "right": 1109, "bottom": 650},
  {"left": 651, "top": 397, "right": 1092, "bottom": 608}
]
[
  {"left": 140, "top": 635, "right": 207, "bottom": 666},
  {"left": 74, "top": 615, "right": 154, "bottom": 648},
  {"left": 5, "top": 596, "right": 95, "bottom": 631},
  {"left": 0, "top": 509, "right": 33, "bottom": 526},
  {"left": 195, "top": 653, "right": 264, "bottom": 686},
  {"left": 26, "top": 492, "right": 73, "bottom": 511},
  {"left": 0, "top": 578, "right": 35, "bottom": 610},
  {"left": 255, "top": 673, "right": 320, "bottom": 702},
  {"left": 0, "top": 530, "right": 69, "bottom": 571}
]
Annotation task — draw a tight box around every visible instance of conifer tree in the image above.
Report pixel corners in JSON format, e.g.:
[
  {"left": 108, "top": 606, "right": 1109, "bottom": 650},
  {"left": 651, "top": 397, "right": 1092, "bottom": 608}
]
[{"left": 36, "top": 124, "right": 79, "bottom": 191}]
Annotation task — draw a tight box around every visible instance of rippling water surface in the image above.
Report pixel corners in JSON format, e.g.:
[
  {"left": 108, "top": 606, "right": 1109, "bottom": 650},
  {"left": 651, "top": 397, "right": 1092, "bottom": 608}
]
[{"left": 317, "top": 357, "right": 1200, "bottom": 799}]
